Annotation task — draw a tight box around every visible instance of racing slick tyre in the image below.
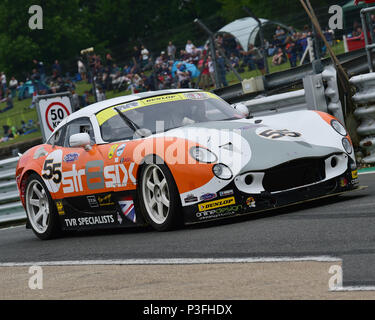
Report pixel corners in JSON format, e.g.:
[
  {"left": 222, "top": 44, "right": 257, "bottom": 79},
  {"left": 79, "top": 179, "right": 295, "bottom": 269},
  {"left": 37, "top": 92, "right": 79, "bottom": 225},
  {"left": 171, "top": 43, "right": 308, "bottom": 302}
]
[
  {"left": 24, "top": 173, "right": 61, "bottom": 240},
  {"left": 138, "top": 160, "right": 183, "bottom": 231}
]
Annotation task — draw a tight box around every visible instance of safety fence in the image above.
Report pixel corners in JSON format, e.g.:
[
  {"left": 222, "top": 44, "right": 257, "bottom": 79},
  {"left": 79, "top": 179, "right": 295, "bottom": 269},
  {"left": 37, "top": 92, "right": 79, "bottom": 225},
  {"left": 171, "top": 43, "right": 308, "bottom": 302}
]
[{"left": 0, "top": 156, "right": 25, "bottom": 224}]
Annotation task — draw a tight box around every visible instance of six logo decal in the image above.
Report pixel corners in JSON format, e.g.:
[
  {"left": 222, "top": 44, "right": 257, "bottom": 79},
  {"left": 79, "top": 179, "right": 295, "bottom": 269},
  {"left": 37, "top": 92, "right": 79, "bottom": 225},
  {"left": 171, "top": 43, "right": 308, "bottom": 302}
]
[{"left": 118, "top": 196, "right": 136, "bottom": 223}]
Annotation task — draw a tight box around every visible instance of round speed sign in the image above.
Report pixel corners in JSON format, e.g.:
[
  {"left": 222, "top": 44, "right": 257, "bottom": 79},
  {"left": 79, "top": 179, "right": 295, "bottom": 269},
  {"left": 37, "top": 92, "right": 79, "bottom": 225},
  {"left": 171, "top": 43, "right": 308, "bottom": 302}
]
[{"left": 45, "top": 102, "right": 70, "bottom": 131}]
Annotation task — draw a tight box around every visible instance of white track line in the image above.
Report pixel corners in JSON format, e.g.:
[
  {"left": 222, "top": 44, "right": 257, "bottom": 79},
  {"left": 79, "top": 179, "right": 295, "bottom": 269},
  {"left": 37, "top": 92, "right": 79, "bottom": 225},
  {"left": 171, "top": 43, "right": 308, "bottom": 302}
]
[
  {"left": 0, "top": 256, "right": 340, "bottom": 267},
  {"left": 359, "top": 170, "right": 375, "bottom": 175},
  {"left": 331, "top": 286, "right": 375, "bottom": 292}
]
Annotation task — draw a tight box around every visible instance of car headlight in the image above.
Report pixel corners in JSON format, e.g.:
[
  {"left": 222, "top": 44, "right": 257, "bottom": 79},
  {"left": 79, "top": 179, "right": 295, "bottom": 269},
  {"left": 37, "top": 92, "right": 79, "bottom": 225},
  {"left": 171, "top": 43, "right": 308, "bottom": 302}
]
[
  {"left": 213, "top": 163, "right": 233, "bottom": 180},
  {"left": 190, "top": 146, "right": 217, "bottom": 163},
  {"left": 342, "top": 138, "right": 352, "bottom": 154},
  {"left": 331, "top": 120, "right": 347, "bottom": 136}
]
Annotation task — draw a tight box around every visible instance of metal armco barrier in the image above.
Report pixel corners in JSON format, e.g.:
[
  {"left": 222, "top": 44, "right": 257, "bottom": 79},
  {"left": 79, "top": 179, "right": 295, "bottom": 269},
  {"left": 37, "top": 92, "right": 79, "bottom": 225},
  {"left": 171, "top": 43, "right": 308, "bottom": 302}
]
[
  {"left": 322, "top": 66, "right": 345, "bottom": 124},
  {"left": 241, "top": 66, "right": 345, "bottom": 122},
  {"left": 0, "top": 156, "right": 26, "bottom": 224},
  {"left": 350, "top": 73, "right": 375, "bottom": 164},
  {"left": 214, "top": 48, "right": 371, "bottom": 104}
]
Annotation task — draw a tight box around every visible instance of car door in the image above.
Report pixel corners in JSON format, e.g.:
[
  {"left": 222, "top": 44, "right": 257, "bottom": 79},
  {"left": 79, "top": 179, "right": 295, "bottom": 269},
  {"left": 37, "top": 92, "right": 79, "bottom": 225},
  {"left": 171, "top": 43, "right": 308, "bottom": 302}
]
[{"left": 60, "top": 117, "right": 113, "bottom": 212}]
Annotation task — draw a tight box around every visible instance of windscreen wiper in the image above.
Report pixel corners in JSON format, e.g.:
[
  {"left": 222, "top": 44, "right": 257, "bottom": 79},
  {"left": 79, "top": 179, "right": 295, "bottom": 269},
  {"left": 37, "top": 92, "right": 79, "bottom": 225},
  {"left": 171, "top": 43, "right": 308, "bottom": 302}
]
[{"left": 114, "top": 107, "right": 139, "bottom": 132}]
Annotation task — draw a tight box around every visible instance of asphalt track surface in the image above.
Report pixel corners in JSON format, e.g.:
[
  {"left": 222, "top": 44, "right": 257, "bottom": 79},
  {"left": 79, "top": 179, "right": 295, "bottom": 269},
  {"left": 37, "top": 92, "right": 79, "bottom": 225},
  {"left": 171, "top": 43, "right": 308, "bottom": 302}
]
[{"left": 0, "top": 173, "right": 374, "bottom": 287}]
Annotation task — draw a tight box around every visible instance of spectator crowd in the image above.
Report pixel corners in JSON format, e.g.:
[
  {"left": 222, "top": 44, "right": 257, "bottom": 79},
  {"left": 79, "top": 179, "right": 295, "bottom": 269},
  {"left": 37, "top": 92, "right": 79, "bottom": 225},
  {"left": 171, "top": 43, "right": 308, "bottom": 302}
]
[{"left": 0, "top": 22, "right": 340, "bottom": 144}]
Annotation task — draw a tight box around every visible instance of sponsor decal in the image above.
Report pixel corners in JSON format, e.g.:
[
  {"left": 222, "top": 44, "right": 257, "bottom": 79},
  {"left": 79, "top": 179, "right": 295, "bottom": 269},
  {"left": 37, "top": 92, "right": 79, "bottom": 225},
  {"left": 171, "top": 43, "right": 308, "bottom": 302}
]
[
  {"left": 116, "top": 144, "right": 126, "bottom": 157},
  {"left": 141, "top": 94, "right": 185, "bottom": 106},
  {"left": 64, "top": 215, "right": 115, "bottom": 227},
  {"left": 184, "top": 194, "right": 198, "bottom": 203},
  {"left": 120, "top": 157, "right": 132, "bottom": 163},
  {"left": 246, "top": 197, "right": 256, "bottom": 208},
  {"left": 108, "top": 144, "right": 118, "bottom": 159},
  {"left": 351, "top": 170, "right": 358, "bottom": 179},
  {"left": 63, "top": 152, "right": 79, "bottom": 163},
  {"left": 183, "top": 92, "right": 210, "bottom": 100},
  {"left": 198, "top": 196, "right": 235, "bottom": 212},
  {"left": 196, "top": 205, "right": 243, "bottom": 220},
  {"left": 219, "top": 189, "right": 234, "bottom": 197},
  {"left": 33, "top": 146, "right": 49, "bottom": 159},
  {"left": 55, "top": 200, "right": 65, "bottom": 215},
  {"left": 87, "top": 195, "right": 99, "bottom": 208},
  {"left": 118, "top": 196, "right": 136, "bottom": 223},
  {"left": 60, "top": 161, "right": 136, "bottom": 194},
  {"left": 116, "top": 101, "right": 140, "bottom": 112},
  {"left": 98, "top": 194, "right": 115, "bottom": 206},
  {"left": 340, "top": 177, "right": 348, "bottom": 187},
  {"left": 200, "top": 193, "right": 217, "bottom": 201}
]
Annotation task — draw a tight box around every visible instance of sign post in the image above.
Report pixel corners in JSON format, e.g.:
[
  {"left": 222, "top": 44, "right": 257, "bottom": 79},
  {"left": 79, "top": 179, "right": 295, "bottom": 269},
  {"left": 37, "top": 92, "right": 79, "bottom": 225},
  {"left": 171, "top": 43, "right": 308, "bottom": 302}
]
[{"left": 35, "top": 92, "right": 73, "bottom": 142}]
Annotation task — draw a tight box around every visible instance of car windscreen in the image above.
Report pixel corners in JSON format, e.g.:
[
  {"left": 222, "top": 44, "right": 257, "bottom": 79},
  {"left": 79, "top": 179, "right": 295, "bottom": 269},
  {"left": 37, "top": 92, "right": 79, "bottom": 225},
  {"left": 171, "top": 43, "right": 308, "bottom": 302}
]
[{"left": 96, "top": 92, "right": 244, "bottom": 142}]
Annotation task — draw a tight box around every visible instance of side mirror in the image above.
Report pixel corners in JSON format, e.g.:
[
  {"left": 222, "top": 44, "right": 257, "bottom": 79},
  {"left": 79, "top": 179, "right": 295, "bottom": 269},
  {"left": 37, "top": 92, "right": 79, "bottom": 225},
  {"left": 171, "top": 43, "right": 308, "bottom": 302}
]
[
  {"left": 69, "top": 133, "right": 92, "bottom": 150},
  {"left": 133, "top": 128, "right": 152, "bottom": 139},
  {"left": 231, "top": 103, "right": 249, "bottom": 118}
]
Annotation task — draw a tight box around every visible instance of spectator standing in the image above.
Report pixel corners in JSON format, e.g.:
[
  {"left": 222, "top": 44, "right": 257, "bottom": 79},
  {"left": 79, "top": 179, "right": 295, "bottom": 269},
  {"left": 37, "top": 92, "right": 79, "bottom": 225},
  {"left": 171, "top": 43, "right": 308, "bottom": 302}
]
[
  {"left": 285, "top": 37, "right": 297, "bottom": 68},
  {"left": 241, "top": 44, "right": 265, "bottom": 75},
  {"left": 207, "top": 55, "right": 216, "bottom": 88},
  {"left": 9, "top": 76, "right": 18, "bottom": 98},
  {"left": 52, "top": 60, "right": 62, "bottom": 77},
  {"left": 198, "top": 56, "right": 210, "bottom": 90},
  {"left": 140, "top": 45, "right": 150, "bottom": 69},
  {"left": 105, "top": 53, "right": 114, "bottom": 73},
  {"left": 176, "top": 63, "right": 191, "bottom": 88},
  {"left": 132, "top": 46, "right": 142, "bottom": 73},
  {"left": 275, "top": 25, "right": 286, "bottom": 43},
  {"left": 1, "top": 72, "right": 6, "bottom": 94},
  {"left": 185, "top": 40, "right": 195, "bottom": 54},
  {"left": 167, "top": 41, "right": 176, "bottom": 60},
  {"left": 216, "top": 52, "right": 228, "bottom": 87},
  {"left": 33, "top": 59, "right": 46, "bottom": 82},
  {"left": 78, "top": 59, "right": 87, "bottom": 81}
]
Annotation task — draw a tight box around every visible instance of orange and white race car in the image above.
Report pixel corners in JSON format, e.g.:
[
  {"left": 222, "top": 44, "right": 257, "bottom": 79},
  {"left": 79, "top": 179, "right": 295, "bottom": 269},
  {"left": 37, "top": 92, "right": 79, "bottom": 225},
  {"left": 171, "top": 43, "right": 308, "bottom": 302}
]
[{"left": 16, "top": 89, "right": 360, "bottom": 239}]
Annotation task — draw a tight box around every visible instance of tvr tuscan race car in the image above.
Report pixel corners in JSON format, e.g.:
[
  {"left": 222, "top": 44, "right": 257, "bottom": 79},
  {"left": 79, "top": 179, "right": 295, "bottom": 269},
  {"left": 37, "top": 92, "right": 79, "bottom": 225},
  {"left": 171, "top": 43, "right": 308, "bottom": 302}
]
[{"left": 16, "top": 89, "right": 360, "bottom": 239}]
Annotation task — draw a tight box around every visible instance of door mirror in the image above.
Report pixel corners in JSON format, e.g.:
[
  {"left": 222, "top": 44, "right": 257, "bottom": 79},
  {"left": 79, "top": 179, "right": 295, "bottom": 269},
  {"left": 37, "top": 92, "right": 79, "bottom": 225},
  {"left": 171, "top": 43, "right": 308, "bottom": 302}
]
[
  {"left": 69, "top": 133, "right": 92, "bottom": 150},
  {"left": 231, "top": 103, "right": 249, "bottom": 118}
]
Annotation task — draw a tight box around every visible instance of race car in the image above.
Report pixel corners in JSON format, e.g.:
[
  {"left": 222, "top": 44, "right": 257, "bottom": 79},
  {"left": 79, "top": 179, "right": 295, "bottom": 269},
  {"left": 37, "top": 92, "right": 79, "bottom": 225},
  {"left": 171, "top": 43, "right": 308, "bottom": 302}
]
[{"left": 15, "top": 89, "right": 360, "bottom": 239}]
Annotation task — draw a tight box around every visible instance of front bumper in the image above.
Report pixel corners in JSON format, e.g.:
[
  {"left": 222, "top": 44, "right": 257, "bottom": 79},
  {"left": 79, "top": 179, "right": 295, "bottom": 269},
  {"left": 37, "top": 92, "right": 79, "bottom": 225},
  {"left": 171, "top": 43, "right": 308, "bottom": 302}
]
[{"left": 183, "top": 167, "right": 360, "bottom": 224}]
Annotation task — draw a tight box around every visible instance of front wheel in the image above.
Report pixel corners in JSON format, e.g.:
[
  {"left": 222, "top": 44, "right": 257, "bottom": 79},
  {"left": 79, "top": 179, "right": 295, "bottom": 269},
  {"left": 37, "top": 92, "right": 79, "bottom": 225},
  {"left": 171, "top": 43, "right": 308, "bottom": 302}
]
[
  {"left": 25, "top": 173, "right": 60, "bottom": 240},
  {"left": 138, "top": 162, "right": 183, "bottom": 231}
]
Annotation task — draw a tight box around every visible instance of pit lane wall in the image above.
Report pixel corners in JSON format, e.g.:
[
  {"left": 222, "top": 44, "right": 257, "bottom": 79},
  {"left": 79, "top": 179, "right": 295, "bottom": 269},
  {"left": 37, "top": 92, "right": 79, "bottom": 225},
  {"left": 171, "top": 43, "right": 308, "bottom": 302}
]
[{"left": 0, "top": 156, "right": 25, "bottom": 224}]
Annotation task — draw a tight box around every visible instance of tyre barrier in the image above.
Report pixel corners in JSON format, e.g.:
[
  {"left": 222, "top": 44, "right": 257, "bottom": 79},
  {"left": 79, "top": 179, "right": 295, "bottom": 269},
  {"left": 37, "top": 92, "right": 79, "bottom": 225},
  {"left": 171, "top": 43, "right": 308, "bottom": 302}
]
[
  {"left": 0, "top": 156, "right": 26, "bottom": 224},
  {"left": 350, "top": 73, "right": 375, "bottom": 164}
]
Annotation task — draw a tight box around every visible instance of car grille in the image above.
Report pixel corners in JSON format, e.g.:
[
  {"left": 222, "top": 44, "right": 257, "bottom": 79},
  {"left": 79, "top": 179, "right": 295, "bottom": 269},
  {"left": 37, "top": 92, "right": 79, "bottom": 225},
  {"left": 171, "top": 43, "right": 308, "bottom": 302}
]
[{"left": 262, "top": 157, "right": 326, "bottom": 193}]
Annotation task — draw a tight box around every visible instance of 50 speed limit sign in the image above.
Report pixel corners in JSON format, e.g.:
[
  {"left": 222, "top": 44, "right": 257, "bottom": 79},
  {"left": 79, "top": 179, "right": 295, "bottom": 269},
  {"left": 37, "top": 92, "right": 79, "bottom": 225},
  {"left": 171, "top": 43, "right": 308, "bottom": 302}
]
[
  {"left": 36, "top": 92, "right": 73, "bottom": 142},
  {"left": 45, "top": 102, "right": 70, "bottom": 131}
]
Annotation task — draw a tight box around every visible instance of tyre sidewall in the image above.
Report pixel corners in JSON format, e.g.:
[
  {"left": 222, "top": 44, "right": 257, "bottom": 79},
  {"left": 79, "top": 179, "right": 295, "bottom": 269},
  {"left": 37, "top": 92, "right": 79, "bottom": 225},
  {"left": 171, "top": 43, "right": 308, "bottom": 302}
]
[
  {"left": 138, "top": 159, "right": 182, "bottom": 231},
  {"left": 25, "top": 173, "right": 60, "bottom": 240}
]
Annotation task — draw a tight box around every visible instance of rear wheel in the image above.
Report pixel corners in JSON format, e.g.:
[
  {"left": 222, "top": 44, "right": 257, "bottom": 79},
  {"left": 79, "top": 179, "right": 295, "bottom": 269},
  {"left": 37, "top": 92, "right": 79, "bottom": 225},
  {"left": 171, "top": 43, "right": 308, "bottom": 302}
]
[
  {"left": 25, "top": 173, "right": 60, "bottom": 240},
  {"left": 138, "top": 161, "right": 183, "bottom": 231}
]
